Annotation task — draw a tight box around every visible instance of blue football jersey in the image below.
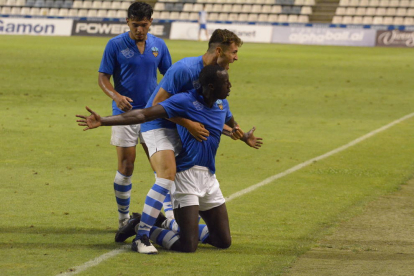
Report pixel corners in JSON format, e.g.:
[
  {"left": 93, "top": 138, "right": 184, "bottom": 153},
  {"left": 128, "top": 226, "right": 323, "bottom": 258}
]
[
  {"left": 141, "top": 56, "right": 204, "bottom": 132},
  {"left": 99, "top": 32, "right": 171, "bottom": 115},
  {"left": 159, "top": 89, "right": 233, "bottom": 174}
]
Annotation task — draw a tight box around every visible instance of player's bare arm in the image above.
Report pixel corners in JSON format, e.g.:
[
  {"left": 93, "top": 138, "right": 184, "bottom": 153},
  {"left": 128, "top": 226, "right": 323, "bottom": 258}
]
[
  {"left": 222, "top": 117, "right": 263, "bottom": 149},
  {"left": 170, "top": 117, "right": 210, "bottom": 142},
  {"left": 151, "top": 87, "right": 171, "bottom": 106},
  {"left": 98, "top": 72, "right": 133, "bottom": 112},
  {"left": 153, "top": 87, "right": 210, "bottom": 142},
  {"left": 76, "top": 105, "right": 167, "bottom": 131}
]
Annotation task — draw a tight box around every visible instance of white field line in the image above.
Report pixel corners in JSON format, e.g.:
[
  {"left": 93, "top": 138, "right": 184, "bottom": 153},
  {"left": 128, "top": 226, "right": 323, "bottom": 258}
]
[
  {"left": 226, "top": 112, "right": 414, "bottom": 202},
  {"left": 57, "top": 112, "right": 414, "bottom": 276}
]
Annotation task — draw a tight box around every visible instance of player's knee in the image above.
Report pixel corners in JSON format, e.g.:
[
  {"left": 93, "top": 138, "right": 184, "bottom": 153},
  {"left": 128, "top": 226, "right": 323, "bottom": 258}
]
[
  {"left": 156, "top": 169, "right": 175, "bottom": 181},
  {"left": 217, "top": 236, "right": 231, "bottom": 249},
  {"left": 179, "top": 235, "right": 199, "bottom": 253},
  {"left": 210, "top": 234, "right": 231, "bottom": 249},
  {"left": 119, "top": 164, "right": 134, "bottom": 176},
  {"left": 181, "top": 241, "right": 198, "bottom": 253}
]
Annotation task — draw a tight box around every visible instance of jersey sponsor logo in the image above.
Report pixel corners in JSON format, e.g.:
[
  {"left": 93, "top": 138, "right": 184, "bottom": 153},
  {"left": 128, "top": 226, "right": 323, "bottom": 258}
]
[
  {"left": 216, "top": 100, "right": 223, "bottom": 110},
  {"left": 151, "top": 46, "right": 159, "bottom": 57},
  {"left": 121, "top": 48, "right": 134, "bottom": 58},
  {"left": 193, "top": 101, "right": 204, "bottom": 111}
]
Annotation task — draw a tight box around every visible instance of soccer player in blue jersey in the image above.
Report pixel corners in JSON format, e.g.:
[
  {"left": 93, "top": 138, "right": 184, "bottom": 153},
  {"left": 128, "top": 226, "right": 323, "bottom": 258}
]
[
  {"left": 97, "top": 2, "right": 172, "bottom": 230},
  {"left": 125, "top": 29, "right": 261, "bottom": 254},
  {"left": 77, "top": 65, "right": 261, "bottom": 253}
]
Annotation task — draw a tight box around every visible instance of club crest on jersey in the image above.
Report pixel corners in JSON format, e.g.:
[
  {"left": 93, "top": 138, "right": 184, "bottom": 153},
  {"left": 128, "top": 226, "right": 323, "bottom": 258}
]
[
  {"left": 121, "top": 48, "right": 134, "bottom": 58},
  {"left": 193, "top": 101, "right": 204, "bottom": 111},
  {"left": 193, "top": 79, "right": 201, "bottom": 90},
  {"left": 151, "top": 47, "right": 159, "bottom": 57},
  {"left": 216, "top": 99, "right": 223, "bottom": 110}
]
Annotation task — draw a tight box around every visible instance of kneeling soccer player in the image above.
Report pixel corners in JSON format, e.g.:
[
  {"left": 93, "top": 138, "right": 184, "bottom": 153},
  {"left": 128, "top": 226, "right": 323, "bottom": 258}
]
[{"left": 77, "top": 65, "right": 262, "bottom": 252}]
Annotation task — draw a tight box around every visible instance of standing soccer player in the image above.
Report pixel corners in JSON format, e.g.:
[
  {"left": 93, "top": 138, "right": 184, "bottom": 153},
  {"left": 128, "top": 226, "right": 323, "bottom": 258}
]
[
  {"left": 77, "top": 65, "right": 262, "bottom": 253},
  {"left": 98, "top": 2, "right": 172, "bottom": 230},
  {"left": 198, "top": 4, "right": 208, "bottom": 41}
]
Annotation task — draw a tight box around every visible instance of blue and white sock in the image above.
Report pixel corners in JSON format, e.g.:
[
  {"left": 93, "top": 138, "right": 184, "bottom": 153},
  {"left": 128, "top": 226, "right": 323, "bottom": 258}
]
[
  {"left": 163, "top": 192, "right": 174, "bottom": 219},
  {"left": 163, "top": 218, "right": 209, "bottom": 243},
  {"left": 198, "top": 224, "right": 209, "bottom": 243},
  {"left": 149, "top": 226, "right": 179, "bottom": 250},
  {"left": 136, "top": 177, "right": 173, "bottom": 238},
  {"left": 163, "top": 218, "right": 180, "bottom": 232},
  {"left": 114, "top": 171, "right": 132, "bottom": 220}
]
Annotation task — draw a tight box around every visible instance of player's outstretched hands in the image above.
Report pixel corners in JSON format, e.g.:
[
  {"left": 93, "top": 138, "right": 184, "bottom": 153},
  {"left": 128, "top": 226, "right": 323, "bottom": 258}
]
[
  {"left": 187, "top": 121, "right": 210, "bottom": 142},
  {"left": 242, "top": 127, "right": 263, "bottom": 149},
  {"left": 230, "top": 126, "right": 244, "bottom": 140},
  {"left": 76, "top": 106, "right": 102, "bottom": 131}
]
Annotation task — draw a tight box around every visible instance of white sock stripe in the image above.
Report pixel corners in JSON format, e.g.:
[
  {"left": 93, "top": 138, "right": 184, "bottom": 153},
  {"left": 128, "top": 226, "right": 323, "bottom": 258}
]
[
  {"left": 148, "top": 189, "right": 167, "bottom": 202},
  {"left": 164, "top": 210, "right": 174, "bottom": 220},
  {"left": 115, "top": 191, "right": 131, "bottom": 199},
  {"left": 114, "top": 172, "right": 131, "bottom": 185},
  {"left": 166, "top": 235, "right": 179, "bottom": 250},
  {"left": 155, "top": 177, "right": 174, "bottom": 189},
  {"left": 143, "top": 204, "right": 163, "bottom": 218},
  {"left": 162, "top": 231, "right": 179, "bottom": 249},
  {"left": 149, "top": 228, "right": 163, "bottom": 242}
]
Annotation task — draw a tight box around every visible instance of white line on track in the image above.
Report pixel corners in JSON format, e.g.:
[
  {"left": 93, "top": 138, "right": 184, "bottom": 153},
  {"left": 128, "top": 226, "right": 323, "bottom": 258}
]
[{"left": 57, "top": 112, "right": 414, "bottom": 276}]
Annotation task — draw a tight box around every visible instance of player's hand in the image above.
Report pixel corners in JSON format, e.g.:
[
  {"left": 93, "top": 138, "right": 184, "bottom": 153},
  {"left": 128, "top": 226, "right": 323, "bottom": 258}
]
[
  {"left": 230, "top": 126, "right": 244, "bottom": 140},
  {"left": 186, "top": 121, "right": 209, "bottom": 142},
  {"left": 76, "top": 106, "right": 102, "bottom": 131},
  {"left": 115, "top": 95, "right": 133, "bottom": 112},
  {"left": 242, "top": 127, "right": 263, "bottom": 149}
]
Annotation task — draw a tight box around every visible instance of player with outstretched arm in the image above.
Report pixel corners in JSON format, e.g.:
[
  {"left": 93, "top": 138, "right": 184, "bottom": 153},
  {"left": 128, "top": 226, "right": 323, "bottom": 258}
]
[{"left": 77, "top": 65, "right": 262, "bottom": 253}]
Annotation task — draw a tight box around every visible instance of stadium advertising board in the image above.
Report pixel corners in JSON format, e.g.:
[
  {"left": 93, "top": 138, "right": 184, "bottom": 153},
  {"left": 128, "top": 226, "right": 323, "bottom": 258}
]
[
  {"left": 376, "top": 30, "right": 414, "bottom": 48},
  {"left": 272, "top": 26, "right": 376, "bottom": 47},
  {"left": 72, "top": 21, "right": 171, "bottom": 38},
  {"left": 0, "top": 18, "right": 72, "bottom": 36},
  {"left": 170, "top": 22, "right": 273, "bottom": 43}
]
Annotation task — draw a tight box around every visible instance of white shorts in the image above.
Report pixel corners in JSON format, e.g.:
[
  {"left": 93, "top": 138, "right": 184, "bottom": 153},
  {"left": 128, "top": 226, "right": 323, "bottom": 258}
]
[
  {"left": 142, "top": 128, "right": 182, "bottom": 157},
  {"left": 171, "top": 166, "right": 225, "bottom": 211},
  {"left": 110, "top": 124, "right": 143, "bottom": 147}
]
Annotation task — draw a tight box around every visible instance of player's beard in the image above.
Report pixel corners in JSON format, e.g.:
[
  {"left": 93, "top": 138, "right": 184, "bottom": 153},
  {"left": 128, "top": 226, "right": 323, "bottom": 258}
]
[{"left": 134, "top": 33, "right": 146, "bottom": 42}]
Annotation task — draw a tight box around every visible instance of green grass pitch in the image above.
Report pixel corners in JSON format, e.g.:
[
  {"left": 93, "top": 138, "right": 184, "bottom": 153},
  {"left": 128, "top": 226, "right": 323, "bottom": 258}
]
[{"left": 0, "top": 35, "right": 414, "bottom": 275}]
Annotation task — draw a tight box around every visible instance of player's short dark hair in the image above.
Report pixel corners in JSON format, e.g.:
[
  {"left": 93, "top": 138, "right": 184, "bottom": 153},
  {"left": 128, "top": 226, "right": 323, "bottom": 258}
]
[
  {"left": 199, "top": 65, "right": 226, "bottom": 88},
  {"left": 127, "top": 2, "right": 153, "bottom": 20},
  {"left": 208, "top": 29, "right": 243, "bottom": 52}
]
